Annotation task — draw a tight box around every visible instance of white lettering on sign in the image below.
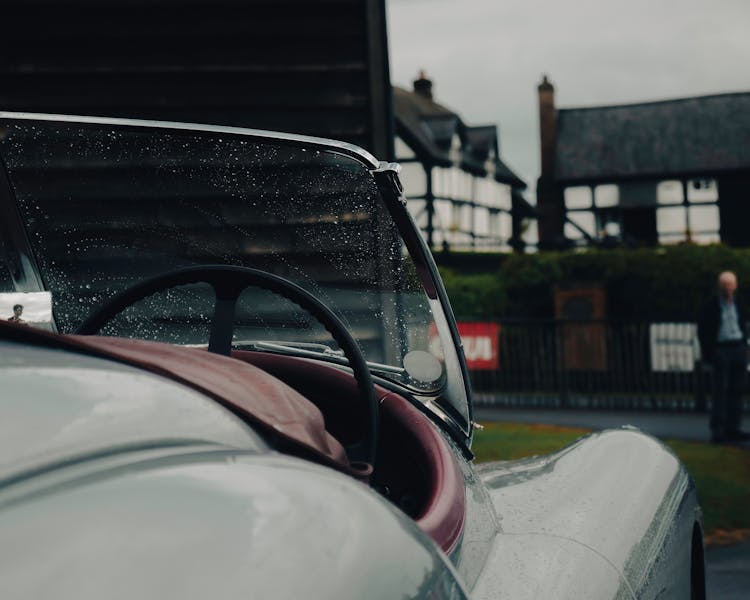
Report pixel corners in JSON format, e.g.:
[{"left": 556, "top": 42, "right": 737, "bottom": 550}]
[
  {"left": 463, "top": 336, "right": 494, "bottom": 361},
  {"left": 649, "top": 323, "right": 698, "bottom": 372},
  {"left": 427, "top": 321, "right": 500, "bottom": 370}
]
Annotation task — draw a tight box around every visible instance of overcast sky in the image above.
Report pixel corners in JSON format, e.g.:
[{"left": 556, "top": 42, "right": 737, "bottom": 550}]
[{"left": 387, "top": 0, "right": 750, "bottom": 195}]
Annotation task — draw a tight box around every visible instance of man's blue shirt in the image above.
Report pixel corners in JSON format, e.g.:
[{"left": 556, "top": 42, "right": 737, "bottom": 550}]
[{"left": 718, "top": 297, "right": 743, "bottom": 342}]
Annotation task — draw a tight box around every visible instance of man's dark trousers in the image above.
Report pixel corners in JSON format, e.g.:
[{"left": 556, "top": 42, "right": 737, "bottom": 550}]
[{"left": 712, "top": 342, "right": 747, "bottom": 438}]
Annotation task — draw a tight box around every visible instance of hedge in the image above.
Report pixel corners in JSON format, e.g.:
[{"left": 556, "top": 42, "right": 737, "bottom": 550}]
[{"left": 438, "top": 245, "right": 750, "bottom": 321}]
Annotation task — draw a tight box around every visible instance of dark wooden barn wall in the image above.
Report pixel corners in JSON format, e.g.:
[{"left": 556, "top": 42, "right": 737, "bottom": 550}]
[{"left": 0, "top": 0, "right": 394, "bottom": 160}]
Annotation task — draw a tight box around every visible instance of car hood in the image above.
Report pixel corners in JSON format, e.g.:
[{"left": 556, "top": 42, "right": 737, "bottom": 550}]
[
  {"left": 0, "top": 450, "right": 467, "bottom": 600},
  {"left": 0, "top": 336, "right": 270, "bottom": 486}
]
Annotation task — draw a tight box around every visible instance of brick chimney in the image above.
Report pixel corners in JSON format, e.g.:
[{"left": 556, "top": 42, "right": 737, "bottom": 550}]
[
  {"left": 413, "top": 69, "right": 433, "bottom": 101},
  {"left": 536, "top": 75, "right": 565, "bottom": 248},
  {"left": 538, "top": 74, "right": 556, "bottom": 178}
]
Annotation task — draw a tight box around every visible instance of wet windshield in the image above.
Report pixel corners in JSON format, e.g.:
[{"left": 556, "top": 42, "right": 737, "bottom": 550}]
[{"left": 0, "top": 116, "right": 468, "bottom": 423}]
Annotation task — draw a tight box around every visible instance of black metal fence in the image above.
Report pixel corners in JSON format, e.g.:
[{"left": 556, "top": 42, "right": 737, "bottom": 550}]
[{"left": 467, "top": 319, "right": 750, "bottom": 412}]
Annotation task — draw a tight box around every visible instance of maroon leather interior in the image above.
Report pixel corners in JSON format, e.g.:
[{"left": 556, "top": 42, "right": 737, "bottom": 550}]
[{"left": 232, "top": 350, "right": 467, "bottom": 553}]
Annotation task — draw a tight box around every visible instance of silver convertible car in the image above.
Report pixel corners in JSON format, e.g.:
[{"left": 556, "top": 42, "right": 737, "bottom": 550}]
[{"left": 0, "top": 113, "right": 704, "bottom": 599}]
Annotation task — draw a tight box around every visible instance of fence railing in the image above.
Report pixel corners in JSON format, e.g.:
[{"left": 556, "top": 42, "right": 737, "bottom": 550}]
[{"left": 463, "top": 319, "right": 749, "bottom": 412}]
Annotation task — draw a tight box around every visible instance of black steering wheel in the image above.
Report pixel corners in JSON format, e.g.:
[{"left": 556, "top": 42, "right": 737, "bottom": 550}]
[{"left": 75, "top": 265, "right": 379, "bottom": 466}]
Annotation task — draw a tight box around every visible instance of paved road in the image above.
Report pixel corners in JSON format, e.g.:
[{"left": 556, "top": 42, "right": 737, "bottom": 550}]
[
  {"left": 706, "top": 541, "right": 750, "bottom": 600},
  {"left": 473, "top": 404, "right": 750, "bottom": 598}
]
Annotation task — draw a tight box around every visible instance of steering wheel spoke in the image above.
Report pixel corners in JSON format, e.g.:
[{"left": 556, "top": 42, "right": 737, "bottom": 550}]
[{"left": 207, "top": 294, "right": 238, "bottom": 356}]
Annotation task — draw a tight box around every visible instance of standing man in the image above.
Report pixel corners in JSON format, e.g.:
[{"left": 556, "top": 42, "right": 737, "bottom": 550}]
[{"left": 698, "top": 271, "right": 750, "bottom": 443}]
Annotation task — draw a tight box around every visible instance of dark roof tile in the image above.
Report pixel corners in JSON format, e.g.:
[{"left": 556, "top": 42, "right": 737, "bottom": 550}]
[{"left": 556, "top": 92, "right": 750, "bottom": 181}]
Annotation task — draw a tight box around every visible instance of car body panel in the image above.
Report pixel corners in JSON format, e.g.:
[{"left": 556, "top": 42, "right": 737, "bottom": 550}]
[
  {"left": 472, "top": 532, "right": 634, "bottom": 600},
  {"left": 0, "top": 452, "right": 468, "bottom": 600},
  {"left": 442, "top": 436, "right": 499, "bottom": 590},
  {"left": 476, "top": 429, "right": 700, "bottom": 598}
]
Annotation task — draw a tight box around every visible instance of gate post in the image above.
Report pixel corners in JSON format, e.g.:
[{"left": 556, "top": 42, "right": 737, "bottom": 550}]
[
  {"left": 555, "top": 320, "right": 569, "bottom": 408},
  {"left": 693, "top": 360, "right": 707, "bottom": 413}
]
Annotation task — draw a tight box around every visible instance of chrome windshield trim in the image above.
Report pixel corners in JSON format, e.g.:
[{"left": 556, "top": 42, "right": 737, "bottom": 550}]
[
  {"left": 0, "top": 111, "right": 380, "bottom": 170},
  {"left": 183, "top": 340, "right": 408, "bottom": 376}
]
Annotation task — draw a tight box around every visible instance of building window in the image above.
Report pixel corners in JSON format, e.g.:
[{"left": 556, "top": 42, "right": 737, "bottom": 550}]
[
  {"left": 594, "top": 184, "right": 619, "bottom": 208},
  {"left": 656, "top": 178, "right": 719, "bottom": 244},
  {"left": 657, "top": 180, "right": 682, "bottom": 205},
  {"left": 688, "top": 204, "right": 720, "bottom": 243},
  {"left": 475, "top": 207, "right": 490, "bottom": 238},
  {"left": 564, "top": 186, "right": 593, "bottom": 210},
  {"left": 496, "top": 182, "right": 512, "bottom": 212},
  {"left": 399, "top": 162, "right": 427, "bottom": 198},
  {"left": 565, "top": 211, "right": 596, "bottom": 241},
  {"left": 564, "top": 186, "right": 597, "bottom": 242},
  {"left": 499, "top": 213, "right": 512, "bottom": 241},
  {"left": 656, "top": 206, "right": 687, "bottom": 239},
  {"left": 688, "top": 178, "right": 718, "bottom": 203}
]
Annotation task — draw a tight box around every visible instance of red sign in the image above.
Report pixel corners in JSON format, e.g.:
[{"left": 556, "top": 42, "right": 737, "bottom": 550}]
[
  {"left": 429, "top": 322, "right": 500, "bottom": 370},
  {"left": 457, "top": 322, "right": 500, "bottom": 370}
]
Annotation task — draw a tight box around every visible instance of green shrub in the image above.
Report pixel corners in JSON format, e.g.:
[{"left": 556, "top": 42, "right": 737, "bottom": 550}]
[
  {"left": 438, "top": 269, "right": 507, "bottom": 318},
  {"left": 438, "top": 245, "right": 750, "bottom": 320}
]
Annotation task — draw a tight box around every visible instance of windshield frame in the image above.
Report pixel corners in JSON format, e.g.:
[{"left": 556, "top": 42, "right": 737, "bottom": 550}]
[{"left": 0, "top": 111, "right": 474, "bottom": 450}]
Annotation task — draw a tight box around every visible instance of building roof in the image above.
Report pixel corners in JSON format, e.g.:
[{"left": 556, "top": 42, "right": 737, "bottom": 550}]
[
  {"left": 494, "top": 156, "right": 527, "bottom": 190},
  {"left": 460, "top": 125, "right": 496, "bottom": 173},
  {"left": 555, "top": 92, "right": 750, "bottom": 182},
  {"left": 393, "top": 86, "right": 526, "bottom": 189},
  {"left": 393, "top": 86, "right": 455, "bottom": 167}
]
